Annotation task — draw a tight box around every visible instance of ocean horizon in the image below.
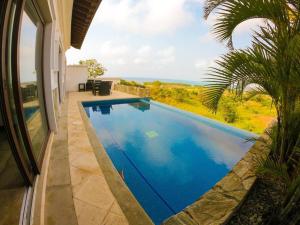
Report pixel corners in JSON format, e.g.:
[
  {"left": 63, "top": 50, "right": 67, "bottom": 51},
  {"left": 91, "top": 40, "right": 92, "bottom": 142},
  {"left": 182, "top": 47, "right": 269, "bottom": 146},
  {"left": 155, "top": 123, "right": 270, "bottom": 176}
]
[{"left": 122, "top": 77, "right": 206, "bottom": 86}]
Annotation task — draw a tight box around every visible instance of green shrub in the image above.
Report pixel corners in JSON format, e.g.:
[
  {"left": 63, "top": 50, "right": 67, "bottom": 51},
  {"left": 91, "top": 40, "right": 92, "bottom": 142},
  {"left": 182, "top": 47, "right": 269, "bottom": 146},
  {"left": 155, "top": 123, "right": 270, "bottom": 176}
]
[{"left": 222, "top": 101, "right": 238, "bottom": 123}]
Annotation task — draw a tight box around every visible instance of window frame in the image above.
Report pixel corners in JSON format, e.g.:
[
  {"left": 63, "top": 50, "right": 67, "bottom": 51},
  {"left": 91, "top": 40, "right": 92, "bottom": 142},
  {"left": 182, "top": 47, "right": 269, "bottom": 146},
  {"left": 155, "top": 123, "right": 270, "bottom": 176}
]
[
  {"left": 14, "top": 0, "right": 50, "bottom": 171},
  {"left": 1, "top": 0, "right": 51, "bottom": 177}
]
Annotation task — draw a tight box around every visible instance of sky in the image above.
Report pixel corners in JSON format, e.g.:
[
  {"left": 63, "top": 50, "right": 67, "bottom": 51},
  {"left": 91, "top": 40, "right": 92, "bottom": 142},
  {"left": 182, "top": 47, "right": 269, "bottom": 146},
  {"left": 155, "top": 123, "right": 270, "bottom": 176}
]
[{"left": 66, "top": 0, "right": 261, "bottom": 81}]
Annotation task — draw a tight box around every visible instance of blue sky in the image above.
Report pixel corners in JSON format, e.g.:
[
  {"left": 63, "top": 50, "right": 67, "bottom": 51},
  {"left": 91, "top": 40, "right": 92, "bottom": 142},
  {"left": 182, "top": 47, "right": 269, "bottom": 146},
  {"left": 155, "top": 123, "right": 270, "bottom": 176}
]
[{"left": 66, "top": 0, "right": 260, "bottom": 81}]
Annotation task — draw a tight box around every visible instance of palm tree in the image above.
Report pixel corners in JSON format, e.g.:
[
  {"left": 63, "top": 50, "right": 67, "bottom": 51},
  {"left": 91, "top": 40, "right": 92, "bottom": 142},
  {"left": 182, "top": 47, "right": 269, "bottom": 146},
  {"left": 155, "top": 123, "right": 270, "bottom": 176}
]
[{"left": 203, "top": 0, "right": 300, "bottom": 223}]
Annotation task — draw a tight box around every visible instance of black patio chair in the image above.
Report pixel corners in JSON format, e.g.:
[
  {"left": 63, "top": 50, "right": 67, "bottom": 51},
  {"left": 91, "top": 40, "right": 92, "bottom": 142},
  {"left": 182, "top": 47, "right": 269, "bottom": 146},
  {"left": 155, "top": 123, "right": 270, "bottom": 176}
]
[
  {"left": 86, "top": 79, "right": 94, "bottom": 91},
  {"left": 92, "top": 81, "right": 101, "bottom": 96},
  {"left": 99, "top": 81, "right": 112, "bottom": 96}
]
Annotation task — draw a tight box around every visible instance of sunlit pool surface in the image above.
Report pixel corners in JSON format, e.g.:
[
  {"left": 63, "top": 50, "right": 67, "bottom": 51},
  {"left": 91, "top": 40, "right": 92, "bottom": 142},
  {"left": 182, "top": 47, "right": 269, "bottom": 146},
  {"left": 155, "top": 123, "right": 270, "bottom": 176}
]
[{"left": 82, "top": 99, "right": 256, "bottom": 225}]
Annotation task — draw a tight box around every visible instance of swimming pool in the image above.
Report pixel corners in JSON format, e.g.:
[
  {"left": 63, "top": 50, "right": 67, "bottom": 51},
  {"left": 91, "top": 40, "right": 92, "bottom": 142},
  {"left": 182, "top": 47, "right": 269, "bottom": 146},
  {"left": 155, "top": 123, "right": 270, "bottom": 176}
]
[
  {"left": 82, "top": 98, "right": 256, "bottom": 225},
  {"left": 24, "top": 106, "right": 39, "bottom": 121}
]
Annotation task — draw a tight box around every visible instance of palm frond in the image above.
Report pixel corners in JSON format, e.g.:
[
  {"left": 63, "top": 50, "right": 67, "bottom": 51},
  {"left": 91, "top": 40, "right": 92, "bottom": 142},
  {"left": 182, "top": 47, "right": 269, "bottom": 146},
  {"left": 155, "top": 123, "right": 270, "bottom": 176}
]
[
  {"left": 203, "top": 47, "right": 279, "bottom": 110},
  {"left": 211, "top": 0, "right": 289, "bottom": 47},
  {"left": 256, "top": 157, "right": 291, "bottom": 185},
  {"left": 203, "top": 0, "right": 226, "bottom": 19},
  {"left": 244, "top": 86, "right": 268, "bottom": 101}
]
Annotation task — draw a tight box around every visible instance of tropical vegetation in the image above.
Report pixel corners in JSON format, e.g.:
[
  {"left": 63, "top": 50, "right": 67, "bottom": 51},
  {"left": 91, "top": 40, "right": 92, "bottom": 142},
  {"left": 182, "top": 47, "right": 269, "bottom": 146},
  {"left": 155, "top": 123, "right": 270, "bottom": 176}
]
[
  {"left": 79, "top": 59, "right": 106, "bottom": 78},
  {"left": 203, "top": 0, "right": 300, "bottom": 224},
  {"left": 120, "top": 79, "right": 146, "bottom": 88},
  {"left": 144, "top": 81, "right": 275, "bottom": 134}
]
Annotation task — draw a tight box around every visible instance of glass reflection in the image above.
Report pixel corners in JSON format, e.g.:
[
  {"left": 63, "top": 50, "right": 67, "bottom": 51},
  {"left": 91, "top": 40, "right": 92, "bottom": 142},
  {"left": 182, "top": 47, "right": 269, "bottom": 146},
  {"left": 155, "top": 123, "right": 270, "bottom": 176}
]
[
  {"left": 7, "top": 2, "right": 33, "bottom": 174},
  {"left": 128, "top": 101, "right": 150, "bottom": 112},
  {"left": 86, "top": 101, "right": 151, "bottom": 116},
  {"left": 19, "top": 9, "right": 48, "bottom": 159}
]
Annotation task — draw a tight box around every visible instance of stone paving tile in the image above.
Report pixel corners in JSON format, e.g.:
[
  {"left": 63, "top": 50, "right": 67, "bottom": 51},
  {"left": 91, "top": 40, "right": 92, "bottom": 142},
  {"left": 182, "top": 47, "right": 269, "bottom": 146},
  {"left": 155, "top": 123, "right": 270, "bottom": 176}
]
[
  {"left": 74, "top": 198, "right": 108, "bottom": 225},
  {"left": 70, "top": 151, "right": 101, "bottom": 172},
  {"left": 110, "top": 201, "right": 125, "bottom": 216},
  {"left": 70, "top": 166, "right": 98, "bottom": 194},
  {"left": 45, "top": 185, "right": 78, "bottom": 225},
  {"left": 45, "top": 97, "right": 78, "bottom": 225},
  {"left": 47, "top": 157, "right": 70, "bottom": 187},
  {"left": 74, "top": 175, "right": 115, "bottom": 209},
  {"left": 68, "top": 91, "right": 133, "bottom": 225},
  {"left": 102, "top": 212, "right": 129, "bottom": 225}
]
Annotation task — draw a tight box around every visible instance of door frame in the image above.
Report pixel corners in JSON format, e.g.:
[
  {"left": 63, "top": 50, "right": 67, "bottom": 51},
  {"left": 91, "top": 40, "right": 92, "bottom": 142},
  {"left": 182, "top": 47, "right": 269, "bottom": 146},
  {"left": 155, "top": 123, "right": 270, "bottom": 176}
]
[
  {"left": 0, "top": 0, "right": 33, "bottom": 185},
  {"left": 13, "top": 0, "right": 51, "bottom": 172}
]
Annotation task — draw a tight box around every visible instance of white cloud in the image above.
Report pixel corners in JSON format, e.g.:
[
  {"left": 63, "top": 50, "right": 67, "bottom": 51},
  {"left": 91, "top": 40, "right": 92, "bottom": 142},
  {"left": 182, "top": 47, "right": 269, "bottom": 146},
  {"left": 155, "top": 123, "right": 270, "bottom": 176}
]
[
  {"left": 133, "top": 57, "right": 148, "bottom": 64},
  {"left": 115, "top": 58, "right": 126, "bottom": 65},
  {"left": 158, "top": 46, "right": 175, "bottom": 57},
  {"left": 195, "top": 59, "right": 215, "bottom": 69},
  {"left": 157, "top": 46, "right": 175, "bottom": 64},
  {"left": 133, "top": 45, "right": 152, "bottom": 64},
  {"left": 199, "top": 32, "right": 216, "bottom": 44},
  {"left": 134, "top": 45, "right": 176, "bottom": 65},
  {"left": 94, "top": 0, "right": 194, "bottom": 35},
  {"left": 137, "top": 45, "right": 152, "bottom": 56},
  {"left": 99, "top": 41, "right": 129, "bottom": 58}
]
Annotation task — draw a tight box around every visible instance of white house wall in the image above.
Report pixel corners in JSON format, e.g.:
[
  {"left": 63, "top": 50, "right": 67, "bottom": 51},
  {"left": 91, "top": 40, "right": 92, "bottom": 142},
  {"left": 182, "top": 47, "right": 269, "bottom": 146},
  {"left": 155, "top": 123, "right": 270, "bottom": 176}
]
[
  {"left": 41, "top": 0, "right": 72, "bottom": 132},
  {"left": 66, "top": 65, "right": 89, "bottom": 92}
]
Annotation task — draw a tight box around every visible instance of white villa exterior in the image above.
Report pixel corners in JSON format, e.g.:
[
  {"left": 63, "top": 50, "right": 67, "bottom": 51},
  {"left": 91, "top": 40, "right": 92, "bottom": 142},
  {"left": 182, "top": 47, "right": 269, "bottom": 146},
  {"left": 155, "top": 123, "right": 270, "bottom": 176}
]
[{"left": 0, "top": 0, "right": 102, "bottom": 224}]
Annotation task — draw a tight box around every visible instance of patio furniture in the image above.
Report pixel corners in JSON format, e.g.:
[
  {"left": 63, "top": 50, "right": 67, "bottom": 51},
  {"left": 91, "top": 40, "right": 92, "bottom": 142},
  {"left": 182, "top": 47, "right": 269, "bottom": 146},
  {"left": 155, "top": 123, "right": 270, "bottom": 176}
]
[
  {"left": 92, "top": 81, "right": 101, "bottom": 96},
  {"left": 99, "top": 81, "right": 112, "bottom": 96},
  {"left": 92, "top": 81, "right": 113, "bottom": 96},
  {"left": 85, "top": 79, "right": 94, "bottom": 91},
  {"left": 78, "top": 83, "right": 85, "bottom": 92}
]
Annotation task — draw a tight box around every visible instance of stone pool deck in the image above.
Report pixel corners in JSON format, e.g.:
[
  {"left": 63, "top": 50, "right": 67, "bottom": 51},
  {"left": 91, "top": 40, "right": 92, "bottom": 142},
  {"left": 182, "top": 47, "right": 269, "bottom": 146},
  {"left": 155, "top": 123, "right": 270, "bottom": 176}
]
[
  {"left": 43, "top": 91, "right": 141, "bottom": 225},
  {"left": 68, "top": 91, "right": 138, "bottom": 225}
]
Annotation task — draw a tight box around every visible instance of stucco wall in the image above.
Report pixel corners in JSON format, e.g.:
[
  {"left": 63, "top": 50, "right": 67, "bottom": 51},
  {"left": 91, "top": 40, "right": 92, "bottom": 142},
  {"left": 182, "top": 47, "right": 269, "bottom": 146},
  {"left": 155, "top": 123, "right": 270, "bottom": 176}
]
[
  {"left": 50, "top": 0, "right": 73, "bottom": 50},
  {"left": 41, "top": 0, "right": 71, "bottom": 132},
  {"left": 66, "top": 65, "right": 89, "bottom": 92}
]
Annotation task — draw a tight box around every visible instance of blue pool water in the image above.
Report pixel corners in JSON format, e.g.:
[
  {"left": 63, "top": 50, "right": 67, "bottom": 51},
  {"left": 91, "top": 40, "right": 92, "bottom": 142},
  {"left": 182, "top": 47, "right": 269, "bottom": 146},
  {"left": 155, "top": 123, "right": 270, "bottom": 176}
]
[
  {"left": 82, "top": 99, "right": 256, "bottom": 224},
  {"left": 24, "top": 106, "right": 39, "bottom": 121}
]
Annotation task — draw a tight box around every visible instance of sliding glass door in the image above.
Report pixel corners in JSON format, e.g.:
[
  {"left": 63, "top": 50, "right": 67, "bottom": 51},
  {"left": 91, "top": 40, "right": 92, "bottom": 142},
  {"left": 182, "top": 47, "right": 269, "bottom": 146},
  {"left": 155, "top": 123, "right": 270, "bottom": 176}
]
[
  {"left": 19, "top": 1, "right": 49, "bottom": 164},
  {"left": 0, "top": 0, "right": 50, "bottom": 224}
]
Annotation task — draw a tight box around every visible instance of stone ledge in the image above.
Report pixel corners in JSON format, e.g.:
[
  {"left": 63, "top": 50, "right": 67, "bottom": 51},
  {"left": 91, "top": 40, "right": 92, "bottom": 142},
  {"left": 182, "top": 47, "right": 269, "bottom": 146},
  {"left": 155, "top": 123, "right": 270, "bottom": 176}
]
[{"left": 163, "top": 133, "right": 270, "bottom": 225}]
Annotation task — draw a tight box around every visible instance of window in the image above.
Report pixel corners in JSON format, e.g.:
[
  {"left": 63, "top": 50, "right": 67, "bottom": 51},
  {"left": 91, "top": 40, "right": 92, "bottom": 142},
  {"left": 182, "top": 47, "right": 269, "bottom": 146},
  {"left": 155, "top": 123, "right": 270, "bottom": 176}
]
[
  {"left": 19, "top": 1, "right": 49, "bottom": 161},
  {"left": 0, "top": 0, "right": 50, "bottom": 224}
]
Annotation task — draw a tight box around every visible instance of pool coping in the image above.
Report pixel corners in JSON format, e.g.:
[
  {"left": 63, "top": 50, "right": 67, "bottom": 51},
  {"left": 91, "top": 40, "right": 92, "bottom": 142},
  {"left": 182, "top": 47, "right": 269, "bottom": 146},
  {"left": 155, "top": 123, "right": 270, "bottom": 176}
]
[{"left": 77, "top": 99, "right": 154, "bottom": 225}]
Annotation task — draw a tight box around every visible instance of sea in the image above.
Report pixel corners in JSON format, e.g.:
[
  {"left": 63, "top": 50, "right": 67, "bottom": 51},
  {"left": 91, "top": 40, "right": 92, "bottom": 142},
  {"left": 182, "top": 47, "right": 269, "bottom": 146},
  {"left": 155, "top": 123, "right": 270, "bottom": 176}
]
[{"left": 122, "top": 77, "right": 206, "bottom": 86}]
